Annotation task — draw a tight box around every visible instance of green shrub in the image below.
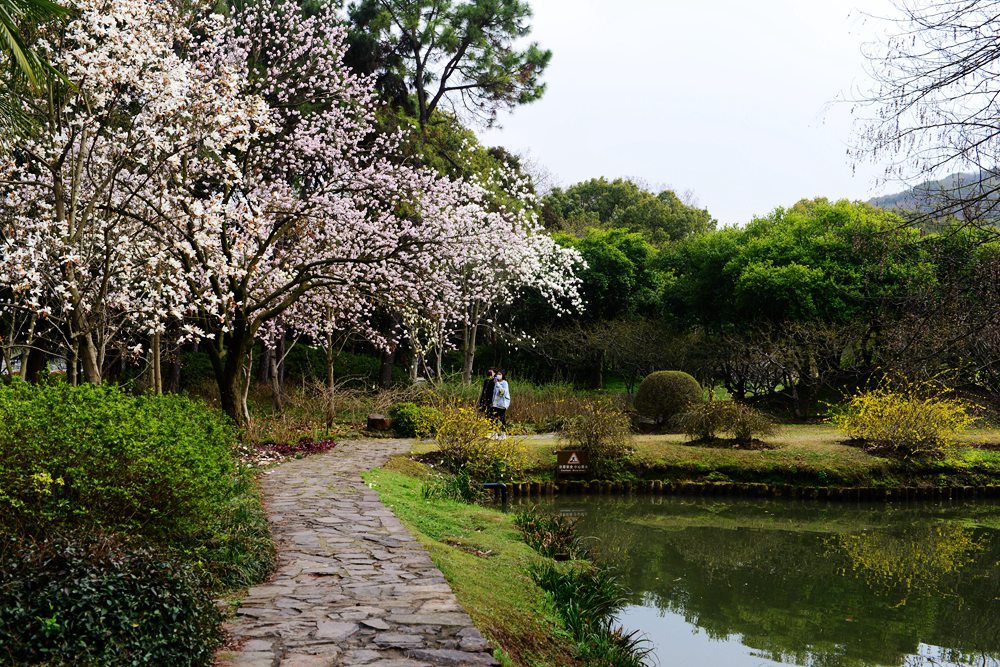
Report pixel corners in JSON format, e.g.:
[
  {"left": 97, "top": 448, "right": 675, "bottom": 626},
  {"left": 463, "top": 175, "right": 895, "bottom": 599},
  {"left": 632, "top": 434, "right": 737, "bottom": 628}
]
[
  {"left": 634, "top": 370, "right": 702, "bottom": 426},
  {"left": 514, "top": 508, "right": 584, "bottom": 559},
  {"left": 0, "top": 535, "right": 221, "bottom": 666},
  {"left": 674, "top": 401, "right": 731, "bottom": 440},
  {"left": 834, "top": 377, "right": 977, "bottom": 459},
  {"left": 389, "top": 402, "right": 443, "bottom": 437},
  {"left": 0, "top": 382, "right": 273, "bottom": 590},
  {"left": 433, "top": 406, "right": 526, "bottom": 482},
  {"left": 676, "top": 401, "right": 777, "bottom": 445},
  {"left": 421, "top": 471, "right": 484, "bottom": 503},
  {"left": 0, "top": 383, "right": 237, "bottom": 543},
  {"left": 530, "top": 561, "right": 651, "bottom": 667},
  {"left": 560, "top": 400, "right": 634, "bottom": 478},
  {"left": 198, "top": 471, "right": 276, "bottom": 591},
  {"left": 726, "top": 402, "right": 778, "bottom": 445},
  {"left": 179, "top": 350, "right": 215, "bottom": 389}
]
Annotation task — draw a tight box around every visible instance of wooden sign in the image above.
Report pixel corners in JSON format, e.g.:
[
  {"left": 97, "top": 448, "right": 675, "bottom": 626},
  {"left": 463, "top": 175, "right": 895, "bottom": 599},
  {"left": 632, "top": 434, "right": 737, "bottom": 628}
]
[{"left": 556, "top": 449, "right": 589, "bottom": 477}]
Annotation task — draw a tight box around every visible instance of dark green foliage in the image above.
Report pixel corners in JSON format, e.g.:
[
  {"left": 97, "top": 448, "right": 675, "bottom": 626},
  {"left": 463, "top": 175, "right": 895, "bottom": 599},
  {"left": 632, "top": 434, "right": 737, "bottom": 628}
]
[
  {"left": 346, "top": 0, "right": 550, "bottom": 127},
  {"left": 634, "top": 371, "right": 703, "bottom": 425},
  {"left": 282, "top": 346, "right": 386, "bottom": 385},
  {"left": 389, "top": 402, "right": 443, "bottom": 437},
  {"left": 531, "top": 561, "right": 651, "bottom": 667},
  {"left": 556, "top": 228, "right": 667, "bottom": 321},
  {"left": 514, "top": 508, "right": 584, "bottom": 559},
  {"left": 179, "top": 350, "right": 215, "bottom": 389},
  {"left": 198, "top": 471, "right": 276, "bottom": 591},
  {"left": 543, "top": 177, "right": 716, "bottom": 244},
  {"left": 0, "top": 535, "right": 222, "bottom": 666},
  {"left": 661, "top": 198, "right": 928, "bottom": 328}
]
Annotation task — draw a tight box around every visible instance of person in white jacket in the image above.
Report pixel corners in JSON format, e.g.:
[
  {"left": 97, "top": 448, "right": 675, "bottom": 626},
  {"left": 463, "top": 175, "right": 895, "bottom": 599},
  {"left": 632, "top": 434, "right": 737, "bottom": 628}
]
[{"left": 491, "top": 370, "right": 511, "bottom": 431}]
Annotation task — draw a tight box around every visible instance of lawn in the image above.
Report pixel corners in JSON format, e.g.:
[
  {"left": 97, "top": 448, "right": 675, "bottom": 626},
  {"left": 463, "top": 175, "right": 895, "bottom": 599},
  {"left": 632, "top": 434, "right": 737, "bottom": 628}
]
[{"left": 409, "top": 424, "right": 1000, "bottom": 487}]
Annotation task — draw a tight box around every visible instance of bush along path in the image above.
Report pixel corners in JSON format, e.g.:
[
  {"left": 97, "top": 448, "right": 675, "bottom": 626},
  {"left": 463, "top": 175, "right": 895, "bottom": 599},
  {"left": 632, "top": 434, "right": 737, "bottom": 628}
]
[{"left": 216, "top": 440, "right": 498, "bottom": 667}]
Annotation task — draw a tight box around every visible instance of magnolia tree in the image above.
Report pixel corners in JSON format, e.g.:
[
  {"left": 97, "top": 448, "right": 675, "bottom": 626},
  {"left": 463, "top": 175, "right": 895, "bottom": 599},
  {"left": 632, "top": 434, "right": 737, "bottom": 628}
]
[
  {"left": 0, "top": 0, "right": 265, "bottom": 385},
  {"left": 393, "top": 171, "right": 585, "bottom": 384},
  {"left": 0, "top": 0, "right": 583, "bottom": 422}
]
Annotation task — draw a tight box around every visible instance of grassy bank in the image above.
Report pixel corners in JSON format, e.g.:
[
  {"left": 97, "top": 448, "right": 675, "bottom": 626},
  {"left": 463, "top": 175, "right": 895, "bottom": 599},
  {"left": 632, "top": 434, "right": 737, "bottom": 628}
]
[
  {"left": 410, "top": 424, "right": 1000, "bottom": 489},
  {"left": 363, "top": 458, "right": 580, "bottom": 667}
]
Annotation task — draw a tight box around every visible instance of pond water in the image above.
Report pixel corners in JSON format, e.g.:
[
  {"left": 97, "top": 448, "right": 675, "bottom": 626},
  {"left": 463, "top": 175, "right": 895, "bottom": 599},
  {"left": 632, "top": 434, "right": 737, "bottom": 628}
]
[{"left": 533, "top": 495, "right": 1000, "bottom": 667}]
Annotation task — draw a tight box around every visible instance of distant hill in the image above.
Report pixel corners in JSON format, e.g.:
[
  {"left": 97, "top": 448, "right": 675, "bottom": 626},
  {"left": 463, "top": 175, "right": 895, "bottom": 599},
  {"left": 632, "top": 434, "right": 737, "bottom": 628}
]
[{"left": 869, "top": 172, "right": 1000, "bottom": 220}]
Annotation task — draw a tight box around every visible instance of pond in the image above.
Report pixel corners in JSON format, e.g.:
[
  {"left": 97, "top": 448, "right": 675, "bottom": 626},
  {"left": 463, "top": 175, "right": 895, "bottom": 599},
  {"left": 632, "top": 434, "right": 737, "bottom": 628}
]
[{"left": 533, "top": 495, "right": 1000, "bottom": 667}]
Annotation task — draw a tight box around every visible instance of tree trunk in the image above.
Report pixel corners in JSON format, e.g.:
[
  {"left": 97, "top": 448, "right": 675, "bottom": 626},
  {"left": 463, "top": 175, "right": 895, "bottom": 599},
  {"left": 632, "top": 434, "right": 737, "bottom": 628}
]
[
  {"left": 67, "top": 338, "right": 78, "bottom": 386},
  {"left": 258, "top": 346, "right": 271, "bottom": 383},
  {"left": 378, "top": 345, "right": 396, "bottom": 389},
  {"left": 16, "top": 315, "right": 36, "bottom": 379},
  {"left": 207, "top": 325, "right": 250, "bottom": 425},
  {"left": 270, "top": 350, "right": 284, "bottom": 413},
  {"left": 167, "top": 347, "right": 182, "bottom": 393},
  {"left": 25, "top": 345, "right": 48, "bottom": 383},
  {"left": 592, "top": 349, "right": 605, "bottom": 389},
  {"left": 151, "top": 332, "right": 162, "bottom": 395},
  {"left": 240, "top": 347, "right": 252, "bottom": 425},
  {"left": 79, "top": 332, "right": 101, "bottom": 384},
  {"left": 324, "top": 334, "right": 336, "bottom": 430},
  {"left": 461, "top": 321, "right": 479, "bottom": 384}
]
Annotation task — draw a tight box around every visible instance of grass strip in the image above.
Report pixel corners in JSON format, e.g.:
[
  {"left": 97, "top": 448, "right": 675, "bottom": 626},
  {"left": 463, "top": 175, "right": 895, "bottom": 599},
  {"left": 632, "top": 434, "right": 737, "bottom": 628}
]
[{"left": 363, "top": 458, "right": 579, "bottom": 667}]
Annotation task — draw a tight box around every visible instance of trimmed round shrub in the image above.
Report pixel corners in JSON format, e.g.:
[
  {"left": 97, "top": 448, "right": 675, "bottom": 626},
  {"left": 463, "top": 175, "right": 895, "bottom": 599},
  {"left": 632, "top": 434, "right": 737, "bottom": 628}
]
[
  {"left": 0, "top": 535, "right": 221, "bottom": 666},
  {"left": 634, "top": 371, "right": 703, "bottom": 426},
  {"left": 389, "top": 402, "right": 443, "bottom": 438}
]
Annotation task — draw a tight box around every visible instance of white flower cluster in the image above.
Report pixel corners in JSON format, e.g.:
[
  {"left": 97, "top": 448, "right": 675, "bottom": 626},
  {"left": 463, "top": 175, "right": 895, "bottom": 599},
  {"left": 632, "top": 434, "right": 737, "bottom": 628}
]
[{"left": 0, "top": 0, "right": 584, "bottom": 383}]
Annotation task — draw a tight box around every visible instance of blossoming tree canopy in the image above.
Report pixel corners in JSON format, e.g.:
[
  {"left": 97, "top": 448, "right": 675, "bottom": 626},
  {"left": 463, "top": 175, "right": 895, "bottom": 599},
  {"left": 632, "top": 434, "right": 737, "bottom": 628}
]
[
  {"left": 0, "top": 0, "right": 583, "bottom": 421},
  {"left": 0, "top": 0, "right": 270, "bottom": 384}
]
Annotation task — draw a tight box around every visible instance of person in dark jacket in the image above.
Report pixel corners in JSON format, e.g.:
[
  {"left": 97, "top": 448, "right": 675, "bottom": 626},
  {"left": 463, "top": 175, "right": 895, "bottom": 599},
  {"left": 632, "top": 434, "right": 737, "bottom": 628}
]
[
  {"left": 491, "top": 369, "right": 510, "bottom": 432},
  {"left": 477, "top": 368, "right": 496, "bottom": 414}
]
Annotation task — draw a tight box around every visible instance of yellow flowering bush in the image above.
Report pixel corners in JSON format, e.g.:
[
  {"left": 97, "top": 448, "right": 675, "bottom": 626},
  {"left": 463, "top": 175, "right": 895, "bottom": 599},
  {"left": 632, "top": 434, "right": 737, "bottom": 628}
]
[
  {"left": 834, "top": 377, "right": 977, "bottom": 458},
  {"left": 434, "top": 406, "right": 526, "bottom": 482}
]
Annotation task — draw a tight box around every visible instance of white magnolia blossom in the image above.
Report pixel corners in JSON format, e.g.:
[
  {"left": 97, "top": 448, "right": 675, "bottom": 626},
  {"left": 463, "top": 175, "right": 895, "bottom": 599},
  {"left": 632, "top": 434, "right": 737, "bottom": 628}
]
[{"left": 0, "top": 0, "right": 583, "bottom": 407}]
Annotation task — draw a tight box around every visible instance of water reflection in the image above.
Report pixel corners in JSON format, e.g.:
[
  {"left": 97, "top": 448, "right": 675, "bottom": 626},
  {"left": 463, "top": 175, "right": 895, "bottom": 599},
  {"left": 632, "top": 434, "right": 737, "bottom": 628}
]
[{"left": 535, "top": 496, "right": 1000, "bottom": 667}]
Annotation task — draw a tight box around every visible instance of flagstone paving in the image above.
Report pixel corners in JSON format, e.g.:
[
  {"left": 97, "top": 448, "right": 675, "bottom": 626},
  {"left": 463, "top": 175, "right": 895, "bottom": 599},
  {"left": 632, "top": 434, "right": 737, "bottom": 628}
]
[{"left": 216, "top": 440, "right": 499, "bottom": 667}]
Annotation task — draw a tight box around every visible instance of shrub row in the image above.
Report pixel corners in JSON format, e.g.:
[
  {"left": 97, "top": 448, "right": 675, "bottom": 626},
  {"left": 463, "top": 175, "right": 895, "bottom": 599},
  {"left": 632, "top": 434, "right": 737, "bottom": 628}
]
[{"left": 0, "top": 381, "right": 274, "bottom": 664}]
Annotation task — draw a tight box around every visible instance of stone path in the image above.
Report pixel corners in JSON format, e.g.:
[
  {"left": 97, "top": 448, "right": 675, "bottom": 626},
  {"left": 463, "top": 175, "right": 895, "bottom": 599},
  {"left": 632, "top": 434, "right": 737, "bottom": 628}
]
[{"left": 216, "top": 440, "right": 499, "bottom": 667}]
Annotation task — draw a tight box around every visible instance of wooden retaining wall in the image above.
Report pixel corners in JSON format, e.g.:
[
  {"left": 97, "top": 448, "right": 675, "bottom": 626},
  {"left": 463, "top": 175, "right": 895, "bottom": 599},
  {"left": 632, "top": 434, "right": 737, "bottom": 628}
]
[{"left": 495, "top": 480, "right": 1000, "bottom": 502}]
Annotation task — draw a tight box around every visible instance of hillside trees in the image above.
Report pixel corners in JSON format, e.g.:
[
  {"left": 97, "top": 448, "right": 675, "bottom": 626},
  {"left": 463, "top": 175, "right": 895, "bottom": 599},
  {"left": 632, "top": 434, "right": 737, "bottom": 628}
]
[
  {"left": 857, "top": 0, "right": 1000, "bottom": 230},
  {"left": 661, "top": 199, "right": 940, "bottom": 411},
  {"left": 542, "top": 177, "right": 716, "bottom": 244}
]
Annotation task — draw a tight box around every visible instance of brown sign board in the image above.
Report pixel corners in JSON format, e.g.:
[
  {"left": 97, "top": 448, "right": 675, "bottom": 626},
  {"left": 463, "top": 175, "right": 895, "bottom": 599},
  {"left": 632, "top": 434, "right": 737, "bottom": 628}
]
[{"left": 556, "top": 449, "right": 589, "bottom": 477}]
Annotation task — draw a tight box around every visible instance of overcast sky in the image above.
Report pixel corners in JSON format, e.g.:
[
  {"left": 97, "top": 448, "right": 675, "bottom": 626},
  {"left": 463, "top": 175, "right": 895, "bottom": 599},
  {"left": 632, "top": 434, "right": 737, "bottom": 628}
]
[{"left": 477, "top": 0, "right": 898, "bottom": 226}]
